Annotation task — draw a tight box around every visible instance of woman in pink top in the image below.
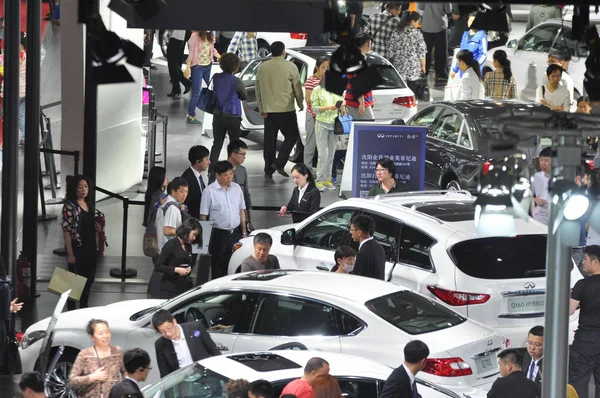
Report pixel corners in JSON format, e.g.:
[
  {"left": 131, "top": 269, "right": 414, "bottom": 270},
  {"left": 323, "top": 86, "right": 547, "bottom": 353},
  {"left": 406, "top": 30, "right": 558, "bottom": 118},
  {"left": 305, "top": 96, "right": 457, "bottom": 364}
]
[{"left": 184, "top": 30, "right": 220, "bottom": 125}]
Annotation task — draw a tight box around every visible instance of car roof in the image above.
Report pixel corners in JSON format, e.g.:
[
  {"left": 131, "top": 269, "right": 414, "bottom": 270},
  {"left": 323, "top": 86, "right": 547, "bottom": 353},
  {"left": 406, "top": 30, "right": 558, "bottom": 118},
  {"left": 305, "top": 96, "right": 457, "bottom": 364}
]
[
  {"left": 429, "top": 100, "right": 551, "bottom": 119},
  {"left": 288, "top": 47, "right": 391, "bottom": 65},
  {"left": 203, "top": 270, "right": 405, "bottom": 304}
]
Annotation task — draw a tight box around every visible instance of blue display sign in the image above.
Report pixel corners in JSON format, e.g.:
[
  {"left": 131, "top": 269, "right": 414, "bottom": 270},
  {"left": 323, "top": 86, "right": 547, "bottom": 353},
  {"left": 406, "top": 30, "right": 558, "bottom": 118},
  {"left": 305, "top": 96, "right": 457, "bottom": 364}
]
[{"left": 352, "top": 124, "right": 427, "bottom": 198}]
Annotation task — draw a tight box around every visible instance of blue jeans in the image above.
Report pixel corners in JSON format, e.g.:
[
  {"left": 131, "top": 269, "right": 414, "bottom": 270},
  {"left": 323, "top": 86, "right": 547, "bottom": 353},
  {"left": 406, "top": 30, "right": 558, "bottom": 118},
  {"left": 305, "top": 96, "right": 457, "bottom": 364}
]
[
  {"left": 187, "top": 64, "right": 212, "bottom": 117},
  {"left": 19, "top": 97, "right": 25, "bottom": 140}
]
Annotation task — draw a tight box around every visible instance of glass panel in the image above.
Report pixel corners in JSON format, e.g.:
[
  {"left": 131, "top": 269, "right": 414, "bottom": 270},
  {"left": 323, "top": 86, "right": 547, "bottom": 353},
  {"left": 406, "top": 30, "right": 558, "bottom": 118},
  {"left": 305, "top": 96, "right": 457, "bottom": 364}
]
[
  {"left": 239, "top": 60, "right": 264, "bottom": 81},
  {"left": 409, "top": 106, "right": 443, "bottom": 128},
  {"left": 431, "top": 111, "right": 462, "bottom": 144},
  {"left": 400, "top": 226, "right": 435, "bottom": 271},
  {"left": 298, "top": 208, "right": 355, "bottom": 250},
  {"left": 363, "top": 212, "right": 400, "bottom": 262},
  {"left": 142, "top": 363, "right": 228, "bottom": 398},
  {"left": 517, "top": 24, "right": 560, "bottom": 52}
]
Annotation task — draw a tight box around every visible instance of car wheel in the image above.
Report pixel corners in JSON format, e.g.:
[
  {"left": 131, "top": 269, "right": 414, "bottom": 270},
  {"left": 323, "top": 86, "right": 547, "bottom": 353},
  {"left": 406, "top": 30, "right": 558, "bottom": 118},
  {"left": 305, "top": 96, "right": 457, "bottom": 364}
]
[
  {"left": 257, "top": 40, "right": 271, "bottom": 58},
  {"left": 44, "top": 349, "right": 78, "bottom": 398},
  {"left": 159, "top": 29, "right": 171, "bottom": 58},
  {"left": 289, "top": 139, "right": 304, "bottom": 163},
  {"left": 446, "top": 179, "right": 461, "bottom": 190},
  {"left": 269, "top": 342, "right": 308, "bottom": 351},
  {"left": 240, "top": 130, "right": 250, "bottom": 138}
]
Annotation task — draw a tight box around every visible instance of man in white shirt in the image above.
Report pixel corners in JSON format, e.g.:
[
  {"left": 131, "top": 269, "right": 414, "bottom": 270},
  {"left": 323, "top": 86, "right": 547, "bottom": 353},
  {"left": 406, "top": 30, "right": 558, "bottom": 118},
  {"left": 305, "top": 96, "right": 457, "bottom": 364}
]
[
  {"left": 108, "top": 348, "right": 151, "bottom": 398},
  {"left": 156, "top": 177, "right": 189, "bottom": 251},
  {"left": 152, "top": 310, "right": 221, "bottom": 378},
  {"left": 531, "top": 147, "right": 551, "bottom": 225},
  {"left": 545, "top": 51, "right": 575, "bottom": 111},
  {"left": 380, "top": 341, "right": 430, "bottom": 398}
]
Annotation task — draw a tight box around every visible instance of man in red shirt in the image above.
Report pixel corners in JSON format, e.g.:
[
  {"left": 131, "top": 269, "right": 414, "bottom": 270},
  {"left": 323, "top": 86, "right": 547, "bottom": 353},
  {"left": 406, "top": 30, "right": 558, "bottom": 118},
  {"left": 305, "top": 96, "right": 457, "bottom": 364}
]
[{"left": 280, "top": 357, "right": 330, "bottom": 398}]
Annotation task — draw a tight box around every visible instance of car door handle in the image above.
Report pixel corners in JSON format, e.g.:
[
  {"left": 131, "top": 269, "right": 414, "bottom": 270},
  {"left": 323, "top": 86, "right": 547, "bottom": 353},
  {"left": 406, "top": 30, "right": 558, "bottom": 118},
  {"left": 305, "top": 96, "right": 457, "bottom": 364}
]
[
  {"left": 316, "top": 265, "right": 329, "bottom": 271},
  {"left": 217, "top": 344, "right": 229, "bottom": 351}
]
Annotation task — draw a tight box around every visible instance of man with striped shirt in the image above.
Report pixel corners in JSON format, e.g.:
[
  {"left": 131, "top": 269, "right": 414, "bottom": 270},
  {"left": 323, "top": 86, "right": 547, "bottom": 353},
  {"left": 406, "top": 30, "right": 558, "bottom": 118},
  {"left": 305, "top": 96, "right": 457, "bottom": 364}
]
[{"left": 341, "top": 36, "right": 375, "bottom": 120}]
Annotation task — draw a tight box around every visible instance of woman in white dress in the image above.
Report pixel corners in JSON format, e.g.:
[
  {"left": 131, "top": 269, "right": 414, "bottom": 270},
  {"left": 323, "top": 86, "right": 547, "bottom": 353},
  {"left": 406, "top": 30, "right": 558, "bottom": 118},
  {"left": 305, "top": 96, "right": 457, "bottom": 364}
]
[{"left": 455, "top": 49, "right": 484, "bottom": 100}]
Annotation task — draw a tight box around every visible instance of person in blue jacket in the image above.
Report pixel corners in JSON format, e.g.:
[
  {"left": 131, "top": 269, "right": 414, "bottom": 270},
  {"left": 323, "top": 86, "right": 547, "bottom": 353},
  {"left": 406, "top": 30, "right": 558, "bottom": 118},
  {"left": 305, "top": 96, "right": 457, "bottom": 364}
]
[{"left": 450, "top": 12, "right": 487, "bottom": 78}]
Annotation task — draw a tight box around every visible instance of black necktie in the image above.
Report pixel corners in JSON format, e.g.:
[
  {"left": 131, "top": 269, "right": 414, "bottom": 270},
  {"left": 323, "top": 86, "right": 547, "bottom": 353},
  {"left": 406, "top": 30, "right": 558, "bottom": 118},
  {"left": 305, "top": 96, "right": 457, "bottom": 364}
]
[
  {"left": 199, "top": 175, "right": 206, "bottom": 192},
  {"left": 412, "top": 381, "right": 418, "bottom": 398}
]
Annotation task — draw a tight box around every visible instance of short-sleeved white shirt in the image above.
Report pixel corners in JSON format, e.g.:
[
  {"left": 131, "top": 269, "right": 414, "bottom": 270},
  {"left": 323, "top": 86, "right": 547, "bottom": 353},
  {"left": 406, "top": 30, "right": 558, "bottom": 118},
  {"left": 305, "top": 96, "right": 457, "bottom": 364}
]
[
  {"left": 532, "top": 171, "right": 550, "bottom": 225},
  {"left": 535, "top": 84, "right": 571, "bottom": 112}
]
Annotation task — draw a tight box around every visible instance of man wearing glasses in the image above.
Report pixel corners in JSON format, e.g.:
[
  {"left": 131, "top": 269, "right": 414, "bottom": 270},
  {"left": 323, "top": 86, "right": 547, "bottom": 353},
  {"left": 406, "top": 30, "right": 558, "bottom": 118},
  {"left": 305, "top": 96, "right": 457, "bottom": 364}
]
[
  {"left": 152, "top": 310, "right": 221, "bottom": 378},
  {"left": 108, "top": 348, "right": 152, "bottom": 398},
  {"left": 227, "top": 139, "right": 253, "bottom": 233},
  {"left": 521, "top": 326, "right": 543, "bottom": 387}
]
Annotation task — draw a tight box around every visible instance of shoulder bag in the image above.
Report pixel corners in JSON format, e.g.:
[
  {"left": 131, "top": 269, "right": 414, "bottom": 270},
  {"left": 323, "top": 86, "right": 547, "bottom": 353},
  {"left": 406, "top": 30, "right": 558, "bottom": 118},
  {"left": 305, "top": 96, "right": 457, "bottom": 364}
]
[
  {"left": 334, "top": 113, "right": 353, "bottom": 135},
  {"left": 198, "top": 76, "right": 216, "bottom": 114}
]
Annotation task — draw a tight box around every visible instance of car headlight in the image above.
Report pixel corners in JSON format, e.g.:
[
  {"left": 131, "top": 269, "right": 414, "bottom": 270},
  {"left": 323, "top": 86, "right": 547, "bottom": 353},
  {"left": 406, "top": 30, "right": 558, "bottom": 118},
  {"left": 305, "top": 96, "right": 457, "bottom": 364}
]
[
  {"left": 232, "top": 242, "right": 243, "bottom": 253},
  {"left": 21, "top": 330, "right": 46, "bottom": 349}
]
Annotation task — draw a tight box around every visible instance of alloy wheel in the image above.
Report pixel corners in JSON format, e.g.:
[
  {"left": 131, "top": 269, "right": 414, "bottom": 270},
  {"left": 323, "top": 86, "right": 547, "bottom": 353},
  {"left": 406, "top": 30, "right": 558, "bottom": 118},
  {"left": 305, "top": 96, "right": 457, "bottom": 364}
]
[{"left": 45, "top": 361, "right": 77, "bottom": 398}]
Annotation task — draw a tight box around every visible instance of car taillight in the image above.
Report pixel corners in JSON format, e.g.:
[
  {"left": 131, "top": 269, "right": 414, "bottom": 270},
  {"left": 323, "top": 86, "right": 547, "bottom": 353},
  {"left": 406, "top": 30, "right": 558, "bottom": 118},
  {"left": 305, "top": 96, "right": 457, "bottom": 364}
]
[
  {"left": 290, "top": 33, "right": 307, "bottom": 40},
  {"left": 232, "top": 242, "right": 243, "bottom": 252},
  {"left": 427, "top": 285, "right": 490, "bottom": 306},
  {"left": 393, "top": 96, "right": 416, "bottom": 108},
  {"left": 586, "top": 159, "right": 595, "bottom": 170},
  {"left": 482, "top": 161, "right": 492, "bottom": 175},
  {"left": 423, "top": 358, "right": 473, "bottom": 377}
]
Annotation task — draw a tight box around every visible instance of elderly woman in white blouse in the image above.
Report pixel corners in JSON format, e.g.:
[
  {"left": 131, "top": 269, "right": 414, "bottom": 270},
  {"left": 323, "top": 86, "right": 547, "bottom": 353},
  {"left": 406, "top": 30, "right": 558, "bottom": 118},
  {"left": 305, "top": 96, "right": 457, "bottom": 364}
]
[{"left": 455, "top": 49, "right": 484, "bottom": 100}]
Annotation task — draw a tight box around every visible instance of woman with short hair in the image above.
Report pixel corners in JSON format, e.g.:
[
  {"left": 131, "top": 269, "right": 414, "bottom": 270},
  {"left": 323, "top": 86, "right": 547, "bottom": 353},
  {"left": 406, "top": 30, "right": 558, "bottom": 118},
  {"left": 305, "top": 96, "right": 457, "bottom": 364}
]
[
  {"left": 69, "top": 319, "right": 124, "bottom": 398},
  {"left": 153, "top": 218, "right": 202, "bottom": 299},
  {"left": 536, "top": 64, "right": 570, "bottom": 112},
  {"left": 368, "top": 157, "right": 409, "bottom": 196}
]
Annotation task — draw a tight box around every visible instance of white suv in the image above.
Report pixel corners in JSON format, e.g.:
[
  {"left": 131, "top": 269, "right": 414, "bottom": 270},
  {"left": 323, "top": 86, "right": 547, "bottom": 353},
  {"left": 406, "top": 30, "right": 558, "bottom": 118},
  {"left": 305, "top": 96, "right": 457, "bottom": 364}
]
[{"left": 228, "top": 191, "right": 583, "bottom": 346}]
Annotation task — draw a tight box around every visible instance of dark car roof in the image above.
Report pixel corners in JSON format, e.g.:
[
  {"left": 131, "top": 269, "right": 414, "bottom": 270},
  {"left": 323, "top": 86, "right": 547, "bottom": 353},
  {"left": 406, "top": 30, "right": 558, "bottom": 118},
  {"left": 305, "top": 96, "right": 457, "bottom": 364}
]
[{"left": 432, "top": 100, "right": 552, "bottom": 118}]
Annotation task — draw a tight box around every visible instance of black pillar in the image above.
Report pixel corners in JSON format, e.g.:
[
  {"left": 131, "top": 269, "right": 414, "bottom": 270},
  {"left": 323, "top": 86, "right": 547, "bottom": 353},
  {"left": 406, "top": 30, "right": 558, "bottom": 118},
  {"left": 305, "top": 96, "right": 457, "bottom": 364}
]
[
  {"left": 83, "top": 31, "right": 97, "bottom": 214},
  {"left": 23, "top": 0, "right": 42, "bottom": 302},
  {"left": 1, "top": 0, "right": 21, "bottom": 285}
]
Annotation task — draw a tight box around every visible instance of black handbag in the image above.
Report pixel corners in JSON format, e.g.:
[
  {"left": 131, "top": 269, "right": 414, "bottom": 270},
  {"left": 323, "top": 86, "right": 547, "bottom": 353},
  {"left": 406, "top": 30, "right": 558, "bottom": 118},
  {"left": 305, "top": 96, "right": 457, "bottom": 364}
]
[
  {"left": 414, "top": 73, "right": 430, "bottom": 102},
  {"left": 2, "top": 314, "right": 22, "bottom": 375},
  {"left": 197, "top": 76, "right": 216, "bottom": 114}
]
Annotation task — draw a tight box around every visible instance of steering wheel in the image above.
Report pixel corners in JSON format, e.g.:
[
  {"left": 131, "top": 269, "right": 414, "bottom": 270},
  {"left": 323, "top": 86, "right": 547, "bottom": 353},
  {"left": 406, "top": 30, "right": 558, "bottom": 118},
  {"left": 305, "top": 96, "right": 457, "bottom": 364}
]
[
  {"left": 185, "top": 308, "right": 209, "bottom": 328},
  {"left": 327, "top": 230, "right": 345, "bottom": 249}
]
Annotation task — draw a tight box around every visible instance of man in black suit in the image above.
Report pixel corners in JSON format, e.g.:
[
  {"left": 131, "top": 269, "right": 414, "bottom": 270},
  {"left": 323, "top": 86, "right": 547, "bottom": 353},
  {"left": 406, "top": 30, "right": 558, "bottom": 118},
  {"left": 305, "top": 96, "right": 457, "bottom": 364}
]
[
  {"left": 349, "top": 214, "right": 386, "bottom": 280},
  {"left": 181, "top": 145, "right": 210, "bottom": 220},
  {"left": 151, "top": 310, "right": 221, "bottom": 378},
  {"left": 488, "top": 349, "right": 539, "bottom": 398},
  {"left": 521, "top": 326, "right": 543, "bottom": 387},
  {"left": 109, "top": 348, "right": 151, "bottom": 398},
  {"left": 381, "top": 340, "right": 430, "bottom": 398}
]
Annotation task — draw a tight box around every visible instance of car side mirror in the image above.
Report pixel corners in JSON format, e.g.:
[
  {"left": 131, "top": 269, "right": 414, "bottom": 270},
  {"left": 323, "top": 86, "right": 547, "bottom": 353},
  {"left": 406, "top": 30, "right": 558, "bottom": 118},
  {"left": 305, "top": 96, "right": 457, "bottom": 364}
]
[
  {"left": 507, "top": 39, "right": 517, "bottom": 49},
  {"left": 281, "top": 228, "right": 297, "bottom": 245}
]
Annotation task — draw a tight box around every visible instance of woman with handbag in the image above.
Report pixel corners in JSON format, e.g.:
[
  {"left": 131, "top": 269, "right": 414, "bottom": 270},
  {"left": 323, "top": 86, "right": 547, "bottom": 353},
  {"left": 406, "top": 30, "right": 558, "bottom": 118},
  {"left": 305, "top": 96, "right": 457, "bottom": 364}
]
[
  {"left": 184, "top": 30, "right": 220, "bottom": 126},
  {"left": 312, "top": 79, "right": 343, "bottom": 191},
  {"left": 209, "top": 53, "right": 248, "bottom": 169},
  {"left": 69, "top": 319, "right": 125, "bottom": 398},
  {"left": 0, "top": 257, "right": 23, "bottom": 377},
  {"left": 143, "top": 166, "right": 168, "bottom": 228},
  {"left": 62, "top": 175, "right": 98, "bottom": 311},
  {"left": 387, "top": 11, "right": 427, "bottom": 97},
  {"left": 153, "top": 218, "right": 202, "bottom": 299}
]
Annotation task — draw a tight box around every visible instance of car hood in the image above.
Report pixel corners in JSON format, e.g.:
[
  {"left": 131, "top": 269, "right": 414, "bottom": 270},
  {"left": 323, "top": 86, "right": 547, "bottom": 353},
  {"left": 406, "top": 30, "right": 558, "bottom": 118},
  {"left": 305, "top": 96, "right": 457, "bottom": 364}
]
[
  {"left": 25, "top": 299, "right": 163, "bottom": 334},
  {"left": 252, "top": 223, "right": 299, "bottom": 234}
]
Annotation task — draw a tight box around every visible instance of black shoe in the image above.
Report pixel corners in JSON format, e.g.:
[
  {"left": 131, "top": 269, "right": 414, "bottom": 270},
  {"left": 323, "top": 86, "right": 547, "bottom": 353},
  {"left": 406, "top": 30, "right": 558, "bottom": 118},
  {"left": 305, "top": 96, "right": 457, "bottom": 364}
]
[
  {"left": 167, "top": 91, "right": 181, "bottom": 98},
  {"left": 271, "top": 163, "right": 289, "bottom": 178},
  {"left": 183, "top": 83, "right": 192, "bottom": 95},
  {"left": 265, "top": 164, "right": 276, "bottom": 177}
]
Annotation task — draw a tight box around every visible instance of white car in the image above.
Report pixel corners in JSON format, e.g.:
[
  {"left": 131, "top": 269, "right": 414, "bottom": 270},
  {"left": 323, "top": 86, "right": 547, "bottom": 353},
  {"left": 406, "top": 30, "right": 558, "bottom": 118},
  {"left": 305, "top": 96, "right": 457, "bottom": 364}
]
[
  {"left": 228, "top": 191, "right": 582, "bottom": 347},
  {"left": 142, "top": 350, "right": 487, "bottom": 398},
  {"left": 20, "top": 271, "right": 506, "bottom": 396},
  {"left": 236, "top": 47, "right": 418, "bottom": 162},
  {"left": 488, "top": 18, "right": 600, "bottom": 101}
]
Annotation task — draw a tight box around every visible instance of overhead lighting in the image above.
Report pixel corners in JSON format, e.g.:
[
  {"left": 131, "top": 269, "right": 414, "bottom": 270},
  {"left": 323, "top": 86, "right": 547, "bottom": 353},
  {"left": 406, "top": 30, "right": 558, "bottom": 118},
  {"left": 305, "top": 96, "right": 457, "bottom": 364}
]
[{"left": 564, "top": 194, "right": 590, "bottom": 220}]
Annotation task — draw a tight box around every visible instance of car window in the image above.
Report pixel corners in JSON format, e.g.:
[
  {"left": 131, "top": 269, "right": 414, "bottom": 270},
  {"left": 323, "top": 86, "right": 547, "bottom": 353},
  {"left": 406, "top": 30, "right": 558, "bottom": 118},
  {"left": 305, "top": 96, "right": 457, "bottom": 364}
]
[
  {"left": 399, "top": 225, "right": 435, "bottom": 271},
  {"left": 286, "top": 56, "right": 308, "bottom": 84},
  {"left": 457, "top": 124, "right": 473, "bottom": 148},
  {"left": 431, "top": 110, "right": 463, "bottom": 144},
  {"left": 374, "top": 64, "right": 407, "bottom": 89},
  {"left": 252, "top": 294, "right": 338, "bottom": 336},
  {"left": 517, "top": 24, "right": 560, "bottom": 52},
  {"left": 239, "top": 59, "right": 264, "bottom": 82},
  {"left": 142, "top": 363, "right": 228, "bottom": 398},
  {"left": 170, "top": 292, "right": 258, "bottom": 333},
  {"left": 409, "top": 106, "right": 444, "bottom": 127},
  {"left": 450, "top": 235, "right": 566, "bottom": 279},
  {"left": 298, "top": 208, "right": 356, "bottom": 250},
  {"left": 362, "top": 212, "right": 400, "bottom": 262},
  {"left": 337, "top": 378, "right": 380, "bottom": 398},
  {"left": 552, "top": 26, "right": 588, "bottom": 58},
  {"left": 366, "top": 291, "right": 466, "bottom": 335},
  {"left": 335, "top": 309, "right": 364, "bottom": 336}
]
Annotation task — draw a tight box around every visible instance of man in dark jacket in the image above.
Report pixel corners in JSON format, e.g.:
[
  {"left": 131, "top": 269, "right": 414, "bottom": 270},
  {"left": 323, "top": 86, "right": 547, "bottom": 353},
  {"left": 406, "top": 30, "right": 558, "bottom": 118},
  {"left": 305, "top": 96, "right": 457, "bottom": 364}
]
[
  {"left": 181, "top": 145, "right": 210, "bottom": 220},
  {"left": 381, "top": 340, "right": 429, "bottom": 398},
  {"left": 109, "top": 349, "right": 151, "bottom": 398},
  {"left": 521, "top": 326, "right": 543, "bottom": 387},
  {"left": 349, "top": 214, "right": 386, "bottom": 280},
  {"left": 152, "top": 310, "right": 221, "bottom": 378},
  {"left": 488, "top": 349, "right": 539, "bottom": 398}
]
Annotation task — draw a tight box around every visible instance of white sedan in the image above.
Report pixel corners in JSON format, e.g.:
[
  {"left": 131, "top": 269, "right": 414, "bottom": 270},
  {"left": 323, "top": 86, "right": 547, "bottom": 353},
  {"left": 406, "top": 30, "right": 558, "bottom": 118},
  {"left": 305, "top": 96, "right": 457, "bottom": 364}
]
[
  {"left": 20, "top": 271, "right": 505, "bottom": 397},
  {"left": 142, "top": 350, "right": 487, "bottom": 398}
]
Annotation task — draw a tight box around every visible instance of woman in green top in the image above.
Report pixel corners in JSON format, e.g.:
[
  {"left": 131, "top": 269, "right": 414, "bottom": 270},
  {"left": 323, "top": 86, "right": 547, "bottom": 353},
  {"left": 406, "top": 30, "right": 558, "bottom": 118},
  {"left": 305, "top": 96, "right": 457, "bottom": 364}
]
[
  {"left": 368, "top": 157, "right": 410, "bottom": 196},
  {"left": 312, "top": 77, "right": 344, "bottom": 192}
]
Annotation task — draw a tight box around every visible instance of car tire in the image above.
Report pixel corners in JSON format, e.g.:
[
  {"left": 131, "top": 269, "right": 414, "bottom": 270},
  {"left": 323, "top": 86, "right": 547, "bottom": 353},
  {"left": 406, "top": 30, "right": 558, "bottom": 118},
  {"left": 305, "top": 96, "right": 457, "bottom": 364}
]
[
  {"left": 44, "top": 348, "right": 79, "bottom": 398},
  {"left": 257, "top": 40, "right": 271, "bottom": 58},
  {"left": 240, "top": 130, "right": 250, "bottom": 138},
  {"left": 446, "top": 179, "right": 461, "bottom": 190},
  {"left": 269, "top": 342, "right": 308, "bottom": 351},
  {"left": 289, "top": 139, "right": 304, "bottom": 163}
]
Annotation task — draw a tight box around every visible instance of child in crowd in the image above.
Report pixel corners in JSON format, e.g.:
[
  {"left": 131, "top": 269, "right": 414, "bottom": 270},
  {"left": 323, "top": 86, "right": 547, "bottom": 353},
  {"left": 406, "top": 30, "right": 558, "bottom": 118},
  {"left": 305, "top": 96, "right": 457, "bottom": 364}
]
[
  {"left": 331, "top": 246, "right": 356, "bottom": 273},
  {"left": 578, "top": 96, "right": 593, "bottom": 114}
]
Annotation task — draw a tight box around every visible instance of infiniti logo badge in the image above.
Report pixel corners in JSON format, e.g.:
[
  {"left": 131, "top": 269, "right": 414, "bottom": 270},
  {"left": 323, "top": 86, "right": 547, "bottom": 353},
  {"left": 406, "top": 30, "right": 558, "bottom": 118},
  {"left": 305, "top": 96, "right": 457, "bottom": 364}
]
[
  {"left": 524, "top": 282, "right": 536, "bottom": 289},
  {"left": 377, "top": 134, "right": 385, "bottom": 138},
  {"left": 487, "top": 340, "right": 493, "bottom": 346}
]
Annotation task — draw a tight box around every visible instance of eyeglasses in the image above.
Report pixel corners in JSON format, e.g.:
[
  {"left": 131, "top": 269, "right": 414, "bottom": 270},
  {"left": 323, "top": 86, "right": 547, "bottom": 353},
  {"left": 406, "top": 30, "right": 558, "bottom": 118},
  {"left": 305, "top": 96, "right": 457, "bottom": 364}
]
[
  {"left": 526, "top": 340, "right": 543, "bottom": 348},
  {"left": 235, "top": 152, "right": 247, "bottom": 157},
  {"left": 375, "top": 168, "right": 389, "bottom": 173}
]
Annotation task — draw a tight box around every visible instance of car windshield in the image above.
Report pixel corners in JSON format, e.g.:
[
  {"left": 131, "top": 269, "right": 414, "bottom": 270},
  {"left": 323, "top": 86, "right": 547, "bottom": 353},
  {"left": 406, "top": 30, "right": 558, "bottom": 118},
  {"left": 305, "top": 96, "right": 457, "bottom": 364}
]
[
  {"left": 130, "top": 286, "right": 203, "bottom": 321},
  {"left": 374, "top": 64, "right": 406, "bottom": 89},
  {"left": 450, "top": 235, "right": 562, "bottom": 279},
  {"left": 142, "top": 363, "right": 229, "bottom": 398},
  {"left": 366, "top": 291, "right": 465, "bottom": 335}
]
